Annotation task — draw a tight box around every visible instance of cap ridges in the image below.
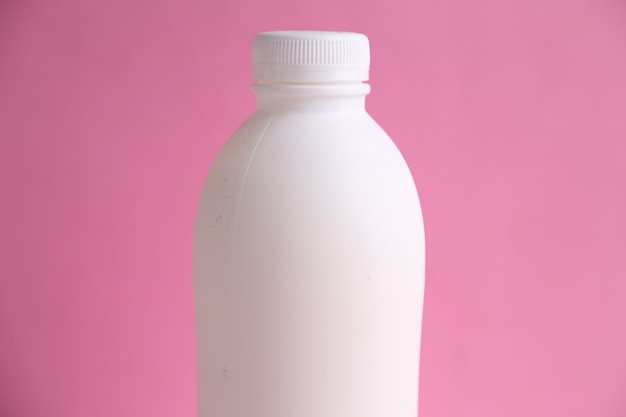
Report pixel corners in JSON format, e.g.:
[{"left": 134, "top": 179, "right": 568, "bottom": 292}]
[{"left": 252, "top": 31, "right": 370, "bottom": 83}]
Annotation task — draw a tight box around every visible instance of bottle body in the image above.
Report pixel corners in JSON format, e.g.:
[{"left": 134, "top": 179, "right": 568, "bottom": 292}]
[{"left": 194, "top": 84, "right": 425, "bottom": 417}]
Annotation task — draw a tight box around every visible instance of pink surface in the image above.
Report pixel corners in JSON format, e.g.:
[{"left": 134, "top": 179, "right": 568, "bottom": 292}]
[{"left": 1, "top": 0, "right": 625, "bottom": 416}]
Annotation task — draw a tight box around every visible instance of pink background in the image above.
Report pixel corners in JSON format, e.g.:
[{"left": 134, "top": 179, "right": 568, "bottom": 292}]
[{"left": 1, "top": 0, "right": 625, "bottom": 416}]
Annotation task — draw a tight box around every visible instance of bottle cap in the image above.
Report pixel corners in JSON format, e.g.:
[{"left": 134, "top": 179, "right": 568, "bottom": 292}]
[{"left": 252, "top": 31, "right": 370, "bottom": 83}]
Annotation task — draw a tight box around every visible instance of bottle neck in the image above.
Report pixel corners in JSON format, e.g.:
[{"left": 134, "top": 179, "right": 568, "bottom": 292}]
[{"left": 252, "top": 82, "right": 370, "bottom": 112}]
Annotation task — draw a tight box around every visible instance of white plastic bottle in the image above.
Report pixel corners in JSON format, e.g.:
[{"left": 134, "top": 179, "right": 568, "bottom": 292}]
[{"left": 194, "top": 31, "right": 425, "bottom": 417}]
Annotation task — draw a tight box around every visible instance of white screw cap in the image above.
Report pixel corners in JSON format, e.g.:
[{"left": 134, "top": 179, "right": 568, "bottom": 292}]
[{"left": 252, "top": 31, "right": 370, "bottom": 83}]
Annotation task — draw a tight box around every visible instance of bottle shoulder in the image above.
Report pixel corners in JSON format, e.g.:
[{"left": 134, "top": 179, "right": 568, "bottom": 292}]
[
  {"left": 197, "top": 107, "right": 423, "bottom": 247},
  {"left": 214, "top": 109, "right": 407, "bottom": 183},
  {"left": 235, "top": 109, "right": 388, "bottom": 140}
]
